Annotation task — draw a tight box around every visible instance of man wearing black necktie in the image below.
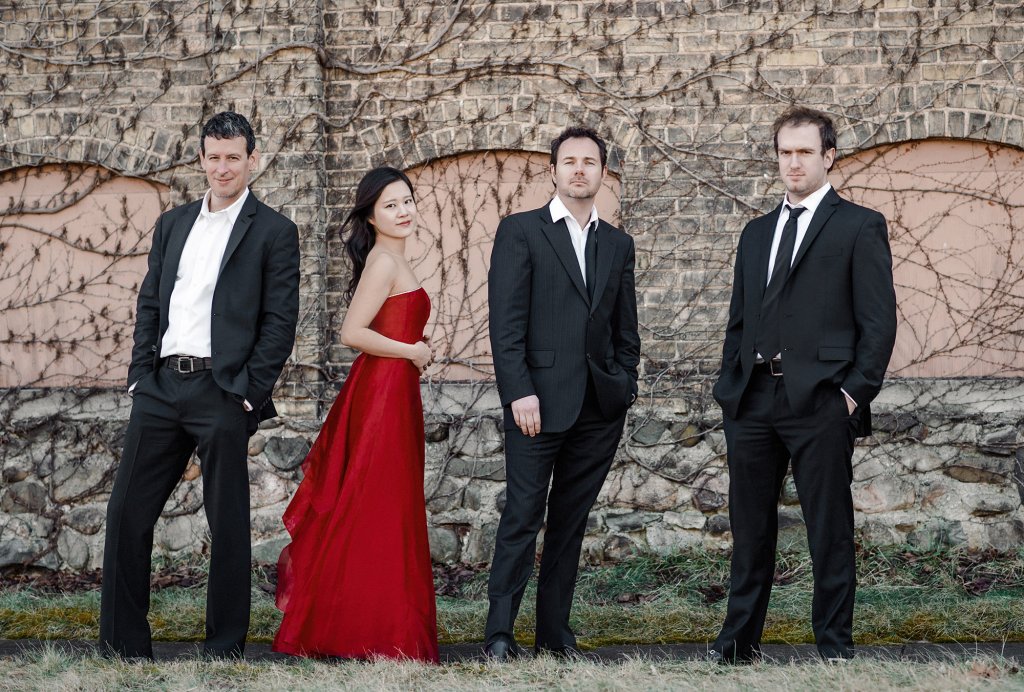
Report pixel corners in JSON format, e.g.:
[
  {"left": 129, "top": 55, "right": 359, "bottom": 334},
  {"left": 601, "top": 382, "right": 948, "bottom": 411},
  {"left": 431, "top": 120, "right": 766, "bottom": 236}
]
[
  {"left": 483, "top": 126, "right": 640, "bottom": 660},
  {"left": 710, "top": 107, "right": 897, "bottom": 662}
]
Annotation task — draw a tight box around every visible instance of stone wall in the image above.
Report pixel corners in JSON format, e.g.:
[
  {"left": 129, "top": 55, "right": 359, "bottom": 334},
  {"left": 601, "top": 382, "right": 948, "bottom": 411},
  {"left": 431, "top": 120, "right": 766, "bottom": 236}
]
[
  {"left": 2, "top": 0, "right": 1024, "bottom": 571},
  {"left": 4, "top": 379, "right": 1023, "bottom": 570}
]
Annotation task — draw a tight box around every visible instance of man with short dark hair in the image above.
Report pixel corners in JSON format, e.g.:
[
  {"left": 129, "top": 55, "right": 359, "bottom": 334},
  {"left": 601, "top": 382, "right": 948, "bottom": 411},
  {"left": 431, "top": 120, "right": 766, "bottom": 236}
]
[
  {"left": 483, "top": 126, "right": 640, "bottom": 660},
  {"left": 100, "top": 111, "right": 300, "bottom": 660},
  {"left": 710, "top": 106, "right": 897, "bottom": 662}
]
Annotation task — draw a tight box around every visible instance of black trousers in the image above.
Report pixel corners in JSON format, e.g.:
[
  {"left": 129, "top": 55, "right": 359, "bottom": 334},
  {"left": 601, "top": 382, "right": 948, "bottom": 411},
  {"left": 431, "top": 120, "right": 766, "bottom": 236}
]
[
  {"left": 100, "top": 366, "right": 253, "bottom": 659},
  {"left": 713, "top": 370, "right": 859, "bottom": 661},
  {"left": 485, "top": 378, "right": 626, "bottom": 650}
]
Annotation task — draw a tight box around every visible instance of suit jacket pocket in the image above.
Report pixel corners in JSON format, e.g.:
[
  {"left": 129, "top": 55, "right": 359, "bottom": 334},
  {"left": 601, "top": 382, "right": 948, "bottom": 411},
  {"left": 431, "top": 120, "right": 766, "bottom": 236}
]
[
  {"left": 818, "top": 346, "right": 855, "bottom": 362},
  {"left": 526, "top": 349, "right": 555, "bottom": 368}
]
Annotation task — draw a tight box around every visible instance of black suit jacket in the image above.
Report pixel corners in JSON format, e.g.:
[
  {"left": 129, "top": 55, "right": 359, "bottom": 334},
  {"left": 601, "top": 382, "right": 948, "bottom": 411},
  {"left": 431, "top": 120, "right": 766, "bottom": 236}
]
[
  {"left": 713, "top": 188, "right": 897, "bottom": 436},
  {"left": 488, "top": 205, "right": 640, "bottom": 433},
  {"left": 127, "top": 192, "right": 300, "bottom": 422}
]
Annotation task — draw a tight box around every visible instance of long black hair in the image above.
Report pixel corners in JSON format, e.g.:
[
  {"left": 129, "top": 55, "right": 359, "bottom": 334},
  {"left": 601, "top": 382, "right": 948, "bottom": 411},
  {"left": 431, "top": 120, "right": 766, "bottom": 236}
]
[{"left": 341, "top": 166, "right": 415, "bottom": 301}]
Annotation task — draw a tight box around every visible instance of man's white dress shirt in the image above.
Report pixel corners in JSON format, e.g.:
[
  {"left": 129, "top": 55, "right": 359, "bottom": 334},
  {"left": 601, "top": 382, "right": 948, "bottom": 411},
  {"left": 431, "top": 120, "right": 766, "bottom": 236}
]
[{"left": 549, "top": 195, "right": 599, "bottom": 285}]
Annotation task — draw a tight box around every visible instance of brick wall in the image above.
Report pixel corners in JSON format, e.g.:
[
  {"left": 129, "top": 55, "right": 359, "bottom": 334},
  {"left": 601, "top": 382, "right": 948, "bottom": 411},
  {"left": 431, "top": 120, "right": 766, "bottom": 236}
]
[{"left": 2, "top": 0, "right": 1023, "bottom": 569}]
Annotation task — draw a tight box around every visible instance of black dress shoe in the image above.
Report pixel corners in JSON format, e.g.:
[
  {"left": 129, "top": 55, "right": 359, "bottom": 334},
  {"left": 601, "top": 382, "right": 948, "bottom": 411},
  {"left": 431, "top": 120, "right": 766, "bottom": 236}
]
[
  {"left": 705, "top": 648, "right": 759, "bottom": 665},
  {"left": 704, "top": 649, "right": 724, "bottom": 664},
  {"left": 483, "top": 636, "right": 522, "bottom": 662}
]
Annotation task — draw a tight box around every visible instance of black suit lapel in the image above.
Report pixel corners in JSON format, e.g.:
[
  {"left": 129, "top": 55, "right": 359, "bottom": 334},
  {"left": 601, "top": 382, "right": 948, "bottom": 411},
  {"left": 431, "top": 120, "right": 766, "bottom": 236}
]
[
  {"left": 589, "top": 221, "right": 615, "bottom": 313},
  {"left": 218, "top": 193, "right": 259, "bottom": 278},
  {"left": 791, "top": 188, "right": 840, "bottom": 273},
  {"left": 539, "top": 207, "right": 589, "bottom": 305},
  {"left": 160, "top": 202, "right": 201, "bottom": 309}
]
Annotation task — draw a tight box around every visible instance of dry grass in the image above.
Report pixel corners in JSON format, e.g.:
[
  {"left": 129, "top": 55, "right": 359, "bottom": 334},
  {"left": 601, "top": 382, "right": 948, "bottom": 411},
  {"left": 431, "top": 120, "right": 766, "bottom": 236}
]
[{"left": 1, "top": 644, "right": 1022, "bottom": 691}]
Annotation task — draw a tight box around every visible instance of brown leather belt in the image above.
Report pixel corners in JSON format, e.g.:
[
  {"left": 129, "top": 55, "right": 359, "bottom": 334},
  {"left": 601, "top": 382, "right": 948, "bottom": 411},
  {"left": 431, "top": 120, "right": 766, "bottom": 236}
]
[{"left": 165, "top": 355, "right": 213, "bottom": 373}]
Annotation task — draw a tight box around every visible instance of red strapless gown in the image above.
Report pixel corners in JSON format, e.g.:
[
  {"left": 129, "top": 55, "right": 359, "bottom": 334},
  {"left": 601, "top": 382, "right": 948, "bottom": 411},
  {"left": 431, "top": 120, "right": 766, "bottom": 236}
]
[{"left": 273, "top": 288, "right": 438, "bottom": 663}]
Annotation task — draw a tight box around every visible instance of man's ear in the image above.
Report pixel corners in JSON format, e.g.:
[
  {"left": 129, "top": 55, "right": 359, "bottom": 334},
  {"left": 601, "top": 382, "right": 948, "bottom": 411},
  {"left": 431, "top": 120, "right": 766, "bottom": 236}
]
[{"left": 823, "top": 148, "right": 836, "bottom": 170}]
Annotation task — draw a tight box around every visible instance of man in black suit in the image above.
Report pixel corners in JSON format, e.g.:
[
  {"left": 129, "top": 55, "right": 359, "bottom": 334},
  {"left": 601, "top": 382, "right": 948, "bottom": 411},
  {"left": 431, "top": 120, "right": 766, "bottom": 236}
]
[
  {"left": 483, "top": 126, "right": 640, "bottom": 660},
  {"left": 711, "top": 107, "right": 897, "bottom": 662},
  {"left": 100, "top": 112, "right": 300, "bottom": 659}
]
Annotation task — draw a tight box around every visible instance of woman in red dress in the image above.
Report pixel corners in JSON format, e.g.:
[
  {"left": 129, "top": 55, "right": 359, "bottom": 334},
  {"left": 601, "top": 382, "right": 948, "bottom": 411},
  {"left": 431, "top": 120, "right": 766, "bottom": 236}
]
[{"left": 273, "top": 167, "right": 439, "bottom": 663}]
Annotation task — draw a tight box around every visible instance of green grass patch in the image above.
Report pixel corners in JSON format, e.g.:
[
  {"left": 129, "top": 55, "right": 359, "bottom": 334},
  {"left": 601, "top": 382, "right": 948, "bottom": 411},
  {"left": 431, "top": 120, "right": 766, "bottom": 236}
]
[{"left": 4, "top": 546, "right": 1024, "bottom": 646}]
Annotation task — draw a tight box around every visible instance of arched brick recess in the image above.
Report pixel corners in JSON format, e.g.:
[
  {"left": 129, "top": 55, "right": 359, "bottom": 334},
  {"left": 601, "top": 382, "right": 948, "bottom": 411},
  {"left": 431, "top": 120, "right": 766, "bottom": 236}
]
[
  {"left": 0, "top": 163, "right": 170, "bottom": 387},
  {"left": 831, "top": 138, "right": 1024, "bottom": 378},
  {"left": 0, "top": 113, "right": 181, "bottom": 179}
]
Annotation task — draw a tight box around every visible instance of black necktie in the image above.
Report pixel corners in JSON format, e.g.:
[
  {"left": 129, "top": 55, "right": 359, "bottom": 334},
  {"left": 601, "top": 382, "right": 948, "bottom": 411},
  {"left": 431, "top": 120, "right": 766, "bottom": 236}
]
[
  {"left": 755, "top": 206, "right": 806, "bottom": 360},
  {"left": 584, "top": 221, "right": 597, "bottom": 302}
]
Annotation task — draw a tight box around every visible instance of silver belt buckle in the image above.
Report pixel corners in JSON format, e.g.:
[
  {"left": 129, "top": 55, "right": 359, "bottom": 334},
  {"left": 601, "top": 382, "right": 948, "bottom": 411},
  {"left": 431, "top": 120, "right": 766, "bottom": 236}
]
[
  {"left": 179, "top": 356, "right": 195, "bottom": 373},
  {"left": 768, "top": 359, "right": 782, "bottom": 376}
]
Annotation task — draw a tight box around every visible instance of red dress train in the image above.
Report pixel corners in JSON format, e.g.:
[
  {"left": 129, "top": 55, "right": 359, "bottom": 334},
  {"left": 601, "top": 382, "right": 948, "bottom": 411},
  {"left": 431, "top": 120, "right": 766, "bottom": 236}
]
[{"left": 273, "top": 288, "right": 439, "bottom": 663}]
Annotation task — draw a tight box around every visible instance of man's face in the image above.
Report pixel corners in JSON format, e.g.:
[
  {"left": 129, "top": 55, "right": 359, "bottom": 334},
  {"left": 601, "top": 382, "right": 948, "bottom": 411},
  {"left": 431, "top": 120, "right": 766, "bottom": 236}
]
[
  {"left": 199, "top": 135, "right": 258, "bottom": 210},
  {"left": 550, "top": 137, "right": 606, "bottom": 202},
  {"left": 776, "top": 123, "right": 835, "bottom": 204}
]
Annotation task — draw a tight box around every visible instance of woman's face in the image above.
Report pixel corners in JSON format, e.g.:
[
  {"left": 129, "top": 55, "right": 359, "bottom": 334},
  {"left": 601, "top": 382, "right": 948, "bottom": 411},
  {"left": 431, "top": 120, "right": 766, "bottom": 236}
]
[{"left": 368, "top": 180, "right": 417, "bottom": 239}]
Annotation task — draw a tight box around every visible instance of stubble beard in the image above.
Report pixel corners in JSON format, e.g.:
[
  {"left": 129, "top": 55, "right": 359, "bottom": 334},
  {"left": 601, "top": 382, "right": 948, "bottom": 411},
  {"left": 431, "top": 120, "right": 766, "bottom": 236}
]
[{"left": 564, "top": 181, "right": 599, "bottom": 201}]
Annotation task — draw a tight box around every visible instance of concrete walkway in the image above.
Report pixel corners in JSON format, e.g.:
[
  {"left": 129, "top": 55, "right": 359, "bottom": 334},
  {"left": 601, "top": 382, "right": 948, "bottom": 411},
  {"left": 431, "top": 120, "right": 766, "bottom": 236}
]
[{"left": 2, "top": 639, "right": 1022, "bottom": 664}]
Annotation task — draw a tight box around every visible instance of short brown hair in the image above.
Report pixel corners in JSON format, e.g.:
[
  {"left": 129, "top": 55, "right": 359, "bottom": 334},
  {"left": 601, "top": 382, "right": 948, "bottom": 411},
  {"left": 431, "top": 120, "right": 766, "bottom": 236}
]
[
  {"left": 550, "top": 126, "right": 608, "bottom": 168},
  {"left": 772, "top": 107, "right": 837, "bottom": 161}
]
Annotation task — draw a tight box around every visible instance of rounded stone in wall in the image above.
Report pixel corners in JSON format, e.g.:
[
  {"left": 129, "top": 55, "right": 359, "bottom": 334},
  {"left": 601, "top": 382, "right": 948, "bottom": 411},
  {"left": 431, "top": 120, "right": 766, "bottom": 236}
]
[
  {"left": 645, "top": 523, "right": 702, "bottom": 554},
  {"left": 425, "top": 473, "right": 464, "bottom": 513},
  {"left": 444, "top": 456, "right": 505, "bottom": 481},
  {"left": 263, "top": 436, "right": 311, "bottom": 471},
  {"left": 35, "top": 453, "right": 55, "bottom": 479},
  {"left": 602, "top": 534, "right": 639, "bottom": 561},
  {"left": 908, "top": 519, "right": 966, "bottom": 549},
  {"left": 461, "top": 521, "right": 497, "bottom": 564},
  {"left": 451, "top": 418, "right": 503, "bottom": 458},
  {"left": 155, "top": 515, "right": 198, "bottom": 553},
  {"left": 428, "top": 526, "right": 460, "bottom": 563},
  {"left": 51, "top": 454, "right": 111, "bottom": 503},
  {"left": 163, "top": 476, "right": 204, "bottom": 516},
  {"left": 0, "top": 537, "right": 49, "bottom": 567},
  {"left": 664, "top": 511, "right": 706, "bottom": 530},
  {"left": 57, "top": 529, "right": 90, "bottom": 571},
  {"left": 1, "top": 480, "right": 47, "bottom": 513},
  {"left": 970, "top": 492, "right": 1019, "bottom": 517},
  {"left": 251, "top": 503, "right": 289, "bottom": 535},
  {"left": 943, "top": 455, "right": 1014, "bottom": 484},
  {"left": 857, "top": 519, "right": 906, "bottom": 546},
  {"left": 64, "top": 503, "right": 107, "bottom": 535},
  {"left": 853, "top": 476, "right": 916, "bottom": 514},
  {"left": 424, "top": 420, "right": 450, "bottom": 443},
  {"left": 705, "top": 514, "right": 730, "bottom": 535},
  {"left": 981, "top": 520, "right": 1024, "bottom": 552},
  {"left": 252, "top": 537, "right": 289, "bottom": 564},
  {"left": 248, "top": 464, "right": 291, "bottom": 508},
  {"left": 692, "top": 474, "right": 728, "bottom": 512},
  {"left": 1, "top": 457, "right": 31, "bottom": 483}
]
